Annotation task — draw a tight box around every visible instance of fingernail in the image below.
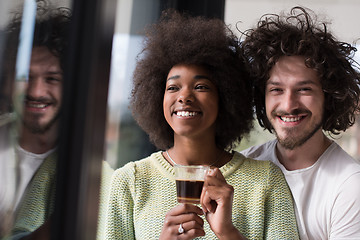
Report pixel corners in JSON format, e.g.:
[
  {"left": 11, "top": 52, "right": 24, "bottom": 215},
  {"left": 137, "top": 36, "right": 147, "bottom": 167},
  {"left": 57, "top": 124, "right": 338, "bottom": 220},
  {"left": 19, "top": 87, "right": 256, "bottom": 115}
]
[{"left": 202, "top": 208, "right": 207, "bottom": 214}]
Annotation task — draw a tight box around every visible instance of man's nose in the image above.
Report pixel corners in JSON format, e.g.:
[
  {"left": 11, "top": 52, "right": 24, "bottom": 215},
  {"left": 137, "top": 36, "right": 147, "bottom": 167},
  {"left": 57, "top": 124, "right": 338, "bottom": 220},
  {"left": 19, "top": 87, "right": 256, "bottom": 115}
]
[
  {"left": 281, "top": 91, "right": 300, "bottom": 113},
  {"left": 26, "top": 78, "right": 46, "bottom": 98}
]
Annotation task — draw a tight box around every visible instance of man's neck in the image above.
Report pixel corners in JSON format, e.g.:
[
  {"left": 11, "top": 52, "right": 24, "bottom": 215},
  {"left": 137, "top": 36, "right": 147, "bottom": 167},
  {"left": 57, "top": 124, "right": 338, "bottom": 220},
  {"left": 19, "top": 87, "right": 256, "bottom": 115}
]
[
  {"left": 18, "top": 126, "right": 58, "bottom": 154},
  {"left": 275, "top": 131, "right": 332, "bottom": 171}
]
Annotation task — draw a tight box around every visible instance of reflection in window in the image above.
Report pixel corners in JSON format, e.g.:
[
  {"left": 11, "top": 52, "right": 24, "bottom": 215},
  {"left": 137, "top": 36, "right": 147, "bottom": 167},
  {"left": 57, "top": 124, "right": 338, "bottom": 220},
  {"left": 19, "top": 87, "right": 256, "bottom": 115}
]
[
  {"left": 0, "top": 0, "right": 37, "bottom": 234},
  {"left": 105, "top": 1, "right": 159, "bottom": 169},
  {"left": 0, "top": 0, "right": 71, "bottom": 237}
]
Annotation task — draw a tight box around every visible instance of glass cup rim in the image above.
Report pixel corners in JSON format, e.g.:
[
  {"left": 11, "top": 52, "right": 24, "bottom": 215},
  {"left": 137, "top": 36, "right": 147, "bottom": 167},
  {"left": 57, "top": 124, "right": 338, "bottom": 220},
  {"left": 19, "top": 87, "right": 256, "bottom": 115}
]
[{"left": 173, "top": 164, "right": 210, "bottom": 169}]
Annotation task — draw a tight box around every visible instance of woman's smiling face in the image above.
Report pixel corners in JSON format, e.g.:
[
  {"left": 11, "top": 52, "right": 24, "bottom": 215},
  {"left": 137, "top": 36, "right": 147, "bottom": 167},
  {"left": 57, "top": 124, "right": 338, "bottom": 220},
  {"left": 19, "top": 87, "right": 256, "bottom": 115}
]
[{"left": 163, "top": 64, "right": 219, "bottom": 140}]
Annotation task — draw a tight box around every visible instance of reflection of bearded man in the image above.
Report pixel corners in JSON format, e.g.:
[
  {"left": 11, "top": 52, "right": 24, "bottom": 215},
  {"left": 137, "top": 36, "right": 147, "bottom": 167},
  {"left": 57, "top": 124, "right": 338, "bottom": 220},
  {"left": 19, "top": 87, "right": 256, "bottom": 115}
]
[
  {"left": 23, "top": 95, "right": 60, "bottom": 134},
  {"left": 19, "top": 46, "right": 63, "bottom": 135}
]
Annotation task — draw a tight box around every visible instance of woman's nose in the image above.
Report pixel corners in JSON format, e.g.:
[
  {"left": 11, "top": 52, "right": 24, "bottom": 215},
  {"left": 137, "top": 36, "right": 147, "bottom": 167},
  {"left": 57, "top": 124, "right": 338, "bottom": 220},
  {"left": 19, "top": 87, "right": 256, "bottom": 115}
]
[{"left": 177, "top": 88, "right": 194, "bottom": 103}]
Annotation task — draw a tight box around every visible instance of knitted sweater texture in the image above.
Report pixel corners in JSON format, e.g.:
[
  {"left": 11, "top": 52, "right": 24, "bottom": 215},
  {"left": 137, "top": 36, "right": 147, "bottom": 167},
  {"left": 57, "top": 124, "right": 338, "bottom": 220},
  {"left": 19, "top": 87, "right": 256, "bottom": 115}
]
[
  {"left": 105, "top": 151, "right": 299, "bottom": 239},
  {"left": 9, "top": 158, "right": 114, "bottom": 240}
]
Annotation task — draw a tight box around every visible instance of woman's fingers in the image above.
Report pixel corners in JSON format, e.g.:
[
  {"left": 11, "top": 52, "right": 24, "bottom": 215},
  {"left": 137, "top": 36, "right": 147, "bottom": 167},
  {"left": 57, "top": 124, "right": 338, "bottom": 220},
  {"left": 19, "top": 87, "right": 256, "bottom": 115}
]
[
  {"left": 201, "top": 185, "right": 234, "bottom": 213},
  {"left": 200, "top": 169, "right": 236, "bottom": 237},
  {"left": 172, "top": 203, "right": 204, "bottom": 216},
  {"left": 201, "top": 187, "right": 217, "bottom": 213},
  {"left": 201, "top": 168, "right": 233, "bottom": 213},
  {"left": 209, "top": 167, "right": 226, "bottom": 181},
  {"left": 205, "top": 168, "right": 226, "bottom": 186},
  {"left": 160, "top": 204, "right": 205, "bottom": 240}
]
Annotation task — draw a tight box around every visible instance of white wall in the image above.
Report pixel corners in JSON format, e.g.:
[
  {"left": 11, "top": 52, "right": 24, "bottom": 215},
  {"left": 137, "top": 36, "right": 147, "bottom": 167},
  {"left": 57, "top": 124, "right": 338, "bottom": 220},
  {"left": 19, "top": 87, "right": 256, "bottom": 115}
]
[
  {"left": 0, "top": 0, "right": 71, "bottom": 29},
  {"left": 224, "top": 0, "right": 360, "bottom": 43}
]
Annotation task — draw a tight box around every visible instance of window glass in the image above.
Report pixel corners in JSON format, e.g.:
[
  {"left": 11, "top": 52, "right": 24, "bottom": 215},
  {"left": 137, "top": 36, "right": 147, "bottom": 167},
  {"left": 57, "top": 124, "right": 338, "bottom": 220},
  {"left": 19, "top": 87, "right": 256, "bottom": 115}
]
[
  {"left": 105, "top": 0, "right": 160, "bottom": 169},
  {"left": 0, "top": 0, "right": 71, "bottom": 237}
]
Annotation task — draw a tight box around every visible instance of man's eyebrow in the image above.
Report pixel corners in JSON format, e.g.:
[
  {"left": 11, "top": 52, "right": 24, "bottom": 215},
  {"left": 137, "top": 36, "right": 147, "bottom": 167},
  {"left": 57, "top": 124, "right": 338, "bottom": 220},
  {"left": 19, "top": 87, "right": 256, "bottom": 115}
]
[
  {"left": 267, "top": 79, "right": 318, "bottom": 85},
  {"left": 266, "top": 80, "right": 281, "bottom": 86},
  {"left": 296, "top": 80, "right": 318, "bottom": 85},
  {"left": 47, "top": 71, "right": 63, "bottom": 75},
  {"left": 28, "top": 72, "right": 63, "bottom": 77}
]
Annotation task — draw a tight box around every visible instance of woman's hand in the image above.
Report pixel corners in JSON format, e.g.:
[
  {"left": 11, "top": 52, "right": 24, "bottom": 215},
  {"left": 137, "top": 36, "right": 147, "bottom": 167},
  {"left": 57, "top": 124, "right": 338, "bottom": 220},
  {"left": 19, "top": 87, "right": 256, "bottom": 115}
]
[
  {"left": 201, "top": 168, "right": 246, "bottom": 240},
  {"left": 159, "top": 203, "right": 205, "bottom": 240}
]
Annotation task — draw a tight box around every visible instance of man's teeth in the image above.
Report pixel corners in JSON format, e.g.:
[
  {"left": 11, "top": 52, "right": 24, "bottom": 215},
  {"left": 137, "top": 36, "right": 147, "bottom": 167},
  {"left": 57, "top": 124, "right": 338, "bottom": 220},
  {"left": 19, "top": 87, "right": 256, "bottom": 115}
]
[
  {"left": 176, "top": 111, "right": 198, "bottom": 117},
  {"left": 28, "top": 103, "right": 48, "bottom": 108},
  {"left": 281, "top": 116, "right": 301, "bottom": 122}
]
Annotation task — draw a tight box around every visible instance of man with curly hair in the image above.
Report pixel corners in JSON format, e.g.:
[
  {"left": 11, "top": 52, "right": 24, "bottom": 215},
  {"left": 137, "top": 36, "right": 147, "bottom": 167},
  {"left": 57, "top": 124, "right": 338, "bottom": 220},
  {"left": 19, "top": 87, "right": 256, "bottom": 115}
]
[
  {"left": 241, "top": 6, "right": 360, "bottom": 240},
  {"left": 2, "top": 2, "right": 113, "bottom": 240},
  {"left": 0, "top": 1, "right": 71, "bottom": 238},
  {"left": 105, "top": 9, "right": 299, "bottom": 240},
  {"left": 0, "top": 0, "right": 70, "bottom": 231}
]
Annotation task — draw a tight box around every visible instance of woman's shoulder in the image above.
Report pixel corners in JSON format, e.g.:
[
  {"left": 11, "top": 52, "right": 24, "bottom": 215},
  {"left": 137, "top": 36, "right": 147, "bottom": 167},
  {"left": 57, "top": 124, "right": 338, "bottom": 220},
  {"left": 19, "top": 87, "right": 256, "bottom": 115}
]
[
  {"left": 234, "top": 151, "right": 274, "bottom": 168},
  {"left": 231, "top": 151, "right": 283, "bottom": 178},
  {"left": 112, "top": 151, "right": 165, "bottom": 179}
]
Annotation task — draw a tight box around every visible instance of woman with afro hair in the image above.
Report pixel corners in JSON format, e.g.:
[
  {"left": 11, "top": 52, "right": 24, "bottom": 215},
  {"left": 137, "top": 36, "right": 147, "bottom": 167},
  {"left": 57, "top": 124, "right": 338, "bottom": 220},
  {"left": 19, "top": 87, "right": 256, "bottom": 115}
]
[{"left": 105, "top": 9, "right": 299, "bottom": 240}]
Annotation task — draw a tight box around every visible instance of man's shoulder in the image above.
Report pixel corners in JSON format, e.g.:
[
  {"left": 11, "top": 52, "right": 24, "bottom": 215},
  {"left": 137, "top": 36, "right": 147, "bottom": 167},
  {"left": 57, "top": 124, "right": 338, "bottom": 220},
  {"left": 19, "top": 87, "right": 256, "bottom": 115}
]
[
  {"left": 323, "top": 142, "right": 360, "bottom": 173},
  {"left": 240, "top": 139, "right": 277, "bottom": 161},
  {"left": 0, "top": 115, "right": 16, "bottom": 147}
]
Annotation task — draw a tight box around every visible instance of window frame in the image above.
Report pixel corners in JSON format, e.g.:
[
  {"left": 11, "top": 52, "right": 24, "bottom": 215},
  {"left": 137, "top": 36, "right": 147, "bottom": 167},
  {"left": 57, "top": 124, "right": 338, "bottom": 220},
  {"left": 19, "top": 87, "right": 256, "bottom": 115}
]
[{"left": 53, "top": 0, "right": 116, "bottom": 238}]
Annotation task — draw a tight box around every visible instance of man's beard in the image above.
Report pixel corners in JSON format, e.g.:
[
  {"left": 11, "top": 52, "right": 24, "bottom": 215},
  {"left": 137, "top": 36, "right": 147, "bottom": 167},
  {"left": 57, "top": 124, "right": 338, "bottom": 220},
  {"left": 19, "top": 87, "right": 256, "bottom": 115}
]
[
  {"left": 270, "top": 108, "right": 323, "bottom": 150},
  {"left": 23, "top": 112, "right": 59, "bottom": 134},
  {"left": 22, "top": 95, "right": 60, "bottom": 134},
  {"left": 275, "top": 121, "right": 322, "bottom": 150}
]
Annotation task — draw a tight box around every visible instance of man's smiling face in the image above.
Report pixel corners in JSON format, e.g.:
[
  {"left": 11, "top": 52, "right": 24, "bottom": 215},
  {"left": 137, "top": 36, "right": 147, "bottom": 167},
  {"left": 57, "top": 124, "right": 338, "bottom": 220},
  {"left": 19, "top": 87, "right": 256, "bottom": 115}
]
[
  {"left": 22, "top": 46, "right": 63, "bottom": 134},
  {"left": 265, "top": 55, "right": 324, "bottom": 150}
]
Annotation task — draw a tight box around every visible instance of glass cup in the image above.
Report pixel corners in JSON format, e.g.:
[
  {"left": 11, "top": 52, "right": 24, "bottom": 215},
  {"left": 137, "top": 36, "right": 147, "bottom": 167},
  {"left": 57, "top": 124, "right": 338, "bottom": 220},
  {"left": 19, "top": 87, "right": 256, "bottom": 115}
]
[{"left": 174, "top": 165, "right": 210, "bottom": 204}]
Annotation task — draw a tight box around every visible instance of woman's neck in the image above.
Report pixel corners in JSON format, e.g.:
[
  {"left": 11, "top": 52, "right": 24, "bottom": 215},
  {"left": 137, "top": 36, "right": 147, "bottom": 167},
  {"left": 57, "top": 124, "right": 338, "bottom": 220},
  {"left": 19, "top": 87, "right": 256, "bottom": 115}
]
[{"left": 166, "top": 137, "right": 231, "bottom": 167}]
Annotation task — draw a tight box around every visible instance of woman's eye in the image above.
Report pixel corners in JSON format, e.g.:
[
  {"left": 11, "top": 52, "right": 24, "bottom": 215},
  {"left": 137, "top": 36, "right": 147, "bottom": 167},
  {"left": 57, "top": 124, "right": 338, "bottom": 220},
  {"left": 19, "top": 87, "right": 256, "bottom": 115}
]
[
  {"left": 195, "top": 85, "right": 209, "bottom": 90},
  {"left": 166, "top": 86, "right": 178, "bottom": 91}
]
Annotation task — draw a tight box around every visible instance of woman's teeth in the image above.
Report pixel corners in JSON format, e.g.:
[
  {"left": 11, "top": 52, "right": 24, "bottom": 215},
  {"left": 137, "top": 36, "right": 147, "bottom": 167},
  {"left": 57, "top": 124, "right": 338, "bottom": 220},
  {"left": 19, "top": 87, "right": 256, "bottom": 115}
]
[{"left": 176, "top": 111, "right": 198, "bottom": 117}]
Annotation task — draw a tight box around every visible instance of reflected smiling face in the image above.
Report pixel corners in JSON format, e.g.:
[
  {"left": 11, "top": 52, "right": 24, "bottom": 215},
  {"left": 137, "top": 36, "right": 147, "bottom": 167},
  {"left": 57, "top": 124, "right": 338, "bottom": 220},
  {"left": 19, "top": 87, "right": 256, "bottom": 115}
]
[
  {"left": 22, "top": 46, "right": 63, "bottom": 134},
  {"left": 163, "top": 64, "right": 219, "bottom": 140},
  {"left": 265, "top": 56, "right": 324, "bottom": 149}
]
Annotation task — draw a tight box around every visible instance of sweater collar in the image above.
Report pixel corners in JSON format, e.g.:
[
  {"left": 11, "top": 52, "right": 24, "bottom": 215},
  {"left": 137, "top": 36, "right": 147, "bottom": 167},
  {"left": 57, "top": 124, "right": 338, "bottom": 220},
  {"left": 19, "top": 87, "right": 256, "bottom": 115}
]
[{"left": 151, "top": 150, "right": 246, "bottom": 179}]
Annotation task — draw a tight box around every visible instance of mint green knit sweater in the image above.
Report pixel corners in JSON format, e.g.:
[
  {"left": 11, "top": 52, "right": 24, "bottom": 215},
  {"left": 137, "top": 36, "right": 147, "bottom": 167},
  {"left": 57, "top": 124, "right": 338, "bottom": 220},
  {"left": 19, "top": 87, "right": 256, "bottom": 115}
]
[
  {"left": 105, "top": 151, "right": 299, "bottom": 239},
  {"left": 9, "top": 157, "right": 114, "bottom": 240}
]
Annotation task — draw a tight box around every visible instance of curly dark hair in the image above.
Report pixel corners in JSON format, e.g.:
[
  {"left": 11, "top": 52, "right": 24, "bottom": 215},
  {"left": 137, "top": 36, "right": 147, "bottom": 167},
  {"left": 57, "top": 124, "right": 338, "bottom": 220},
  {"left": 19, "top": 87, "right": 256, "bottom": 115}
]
[
  {"left": 131, "top": 9, "right": 253, "bottom": 150},
  {"left": 6, "top": 0, "right": 71, "bottom": 72},
  {"left": 0, "top": 0, "right": 71, "bottom": 113},
  {"left": 241, "top": 6, "right": 360, "bottom": 135}
]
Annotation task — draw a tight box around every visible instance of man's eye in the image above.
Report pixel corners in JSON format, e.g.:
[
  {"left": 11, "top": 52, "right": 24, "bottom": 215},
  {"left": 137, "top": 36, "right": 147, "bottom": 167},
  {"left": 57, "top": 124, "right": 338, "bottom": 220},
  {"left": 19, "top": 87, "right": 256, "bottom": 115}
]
[
  {"left": 299, "top": 88, "right": 311, "bottom": 92},
  {"left": 269, "top": 88, "right": 282, "bottom": 92},
  {"left": 47, "top": 77, "right": 61, "bottom": 82}
]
